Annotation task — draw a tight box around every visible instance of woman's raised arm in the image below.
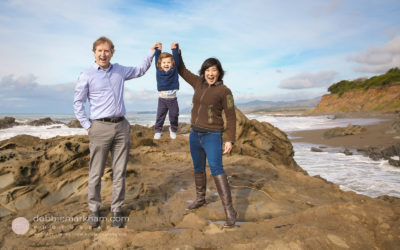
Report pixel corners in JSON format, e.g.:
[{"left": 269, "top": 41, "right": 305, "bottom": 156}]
[{"left": 177, "top": 48, "right": 202, "bottom": 88}]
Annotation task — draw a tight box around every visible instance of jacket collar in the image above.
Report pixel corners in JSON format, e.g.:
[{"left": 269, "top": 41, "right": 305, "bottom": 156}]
[{"left": 202, "top": 80, "right": 223, "bottom": 86}]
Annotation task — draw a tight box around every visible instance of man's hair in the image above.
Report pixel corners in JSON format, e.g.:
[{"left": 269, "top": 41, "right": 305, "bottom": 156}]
[
  {"left": 93, "top": 36, "right": 115, "bottom": 54},
  {"left": 157, "top": 52, "right": 175, "bottom": 71},
  {"left": 199, "top": 58, "right": 225, "bottom": 82}
]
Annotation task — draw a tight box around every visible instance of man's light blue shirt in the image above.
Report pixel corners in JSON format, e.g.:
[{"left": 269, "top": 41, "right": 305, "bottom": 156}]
[{"left": 73, "top": 50, "right": 155, "bottom": 130}]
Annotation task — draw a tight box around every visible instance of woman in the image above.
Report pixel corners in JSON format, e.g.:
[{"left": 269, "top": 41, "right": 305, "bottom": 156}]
[{"left": 176, "top": 43, "right": 237, "bottom": 227}]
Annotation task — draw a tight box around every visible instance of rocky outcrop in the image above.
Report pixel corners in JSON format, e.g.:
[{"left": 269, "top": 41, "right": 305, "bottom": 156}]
[
  {"left": 0, "top": 109, "right": 399, "bottom": 249},
  {"left": 27, "top": 117, "right": 62, "bottom": 126},
  {"left": 310, "top": 84, "right": 400, "bottom": 114},
  {"left": 358, "top": 143, "right": 400, "bottom": 167},
  {"left": 67, "top": 119, "right": 82, "bottom": 128},
  {"left": 230, "top": 108, "right": 302, "bottom": 172},
  {"left": 0, "top": 117, "right": 20, "bottom": 129},
  {"left": 0, "top": 117, "right": 66, "bottom": 130},
  {"left": 386, "top": 121, "right": 400, "bottom": 134},
  {"left": 323, "top": 124, "right": 366, "bottom": 138}
]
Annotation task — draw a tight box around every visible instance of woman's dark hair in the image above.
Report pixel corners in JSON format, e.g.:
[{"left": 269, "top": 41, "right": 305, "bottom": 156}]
[{"left": 198, "top": 58, "right": 225, "bottom": 81}]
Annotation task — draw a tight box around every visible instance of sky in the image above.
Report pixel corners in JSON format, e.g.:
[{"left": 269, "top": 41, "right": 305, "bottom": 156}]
[{"left": 0, "top": 0, "right": 399, "bottom": 114}]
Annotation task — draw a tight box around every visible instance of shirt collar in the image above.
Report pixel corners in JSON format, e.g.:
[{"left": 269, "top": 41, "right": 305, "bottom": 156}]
[{"left": 92, "top": 63, "right": 113, "bottom": 71}]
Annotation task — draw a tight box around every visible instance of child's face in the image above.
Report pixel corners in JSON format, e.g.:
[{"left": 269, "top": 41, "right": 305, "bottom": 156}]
[{"left": 161, "top": 57, "right": 173, "bottom": 72}]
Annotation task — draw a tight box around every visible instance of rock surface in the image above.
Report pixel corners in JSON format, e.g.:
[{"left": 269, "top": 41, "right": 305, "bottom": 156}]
[
  {"left": 358, "top": 143, "right": 400, "bottom": 167},
  {"left": 0, "top": 108, "right": 399, "bottom": 249},
  {"left": 27, "top": 117, "right": 62, "bottom": 126},
  {"left": 323, "top": 124, "right": 366, "bottom": 138},
  {"left": 67, "top": 119, "right": 82, "bottom": 128},
  {"left": 0, "top": 117, "right": 20, "bottom": 129}
]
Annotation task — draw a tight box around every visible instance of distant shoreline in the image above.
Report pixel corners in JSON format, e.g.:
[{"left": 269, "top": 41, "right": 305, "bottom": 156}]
[{"left": 289, "top": 116, "right": 400, "bottom": 150}]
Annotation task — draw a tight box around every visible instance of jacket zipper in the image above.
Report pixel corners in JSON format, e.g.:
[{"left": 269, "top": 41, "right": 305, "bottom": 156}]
[{"left": 195, "top": 85, "right": 211, "bottom": 125}]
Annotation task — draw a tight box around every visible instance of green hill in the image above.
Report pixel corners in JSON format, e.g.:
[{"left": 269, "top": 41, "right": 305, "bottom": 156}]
[{"left": 328, "top": 67, "right": 400, "bottom": 97}]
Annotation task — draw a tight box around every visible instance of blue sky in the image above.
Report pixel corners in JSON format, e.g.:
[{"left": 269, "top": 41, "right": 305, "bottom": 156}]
[{"left": 0, "top": 0, "right": 399, "bottom": 113}]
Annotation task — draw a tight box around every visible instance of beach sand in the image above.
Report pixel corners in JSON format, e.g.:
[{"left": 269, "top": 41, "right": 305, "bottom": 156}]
[{"left": 289, "top": 115, "right": 400, "bottom": 150}]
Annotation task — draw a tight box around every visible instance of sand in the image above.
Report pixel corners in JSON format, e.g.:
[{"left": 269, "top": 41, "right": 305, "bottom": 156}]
[{"left": 289, "top": 116, "right": 400, "bottom": 150}]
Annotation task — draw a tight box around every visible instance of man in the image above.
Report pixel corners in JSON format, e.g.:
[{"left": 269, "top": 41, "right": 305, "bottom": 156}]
[{"left": 74, "top": 36, "right": 158, "bottom": 228}]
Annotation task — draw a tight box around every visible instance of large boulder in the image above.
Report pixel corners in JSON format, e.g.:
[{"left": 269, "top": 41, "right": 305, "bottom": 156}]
[
  {"left": 0, "top": 117, "right": 19, "bottom": 129},
  {"left": 27, "top": 117, "right": 61, "bottom": 126},
  {"left": 67, "top": 119, "right": 82, "bottom": 128},
  {"left": 228, "top": 108, "right": 302, "bottom": 172},
  {"left": 323, "top": 124, "right": 366, "bottom": 138}
]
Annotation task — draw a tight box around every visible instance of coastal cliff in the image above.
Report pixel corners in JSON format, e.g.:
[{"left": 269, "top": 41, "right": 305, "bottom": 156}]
[
  {"left": 311, "top": 68, "right": 400, "bottom": 115},
  {"left": 311, "top": 83, "right": 400, "bottom": 114}
]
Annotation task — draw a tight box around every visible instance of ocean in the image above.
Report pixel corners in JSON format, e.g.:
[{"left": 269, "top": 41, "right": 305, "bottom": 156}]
[{"left": 1, "top": 113, "right": 399, "bottom": 198}]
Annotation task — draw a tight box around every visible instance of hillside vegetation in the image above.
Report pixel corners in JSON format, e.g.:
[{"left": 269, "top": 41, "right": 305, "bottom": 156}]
[
  {"left": 311, "top": 68, "right": 400, "bottom": 114},
  {"left": 328, "top": 67, "right": 400, "bottom": 97}
]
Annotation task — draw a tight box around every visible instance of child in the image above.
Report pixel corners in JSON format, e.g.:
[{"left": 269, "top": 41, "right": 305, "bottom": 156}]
[{"left": 153, "top": 42, "right": 180, "bottom": 140}]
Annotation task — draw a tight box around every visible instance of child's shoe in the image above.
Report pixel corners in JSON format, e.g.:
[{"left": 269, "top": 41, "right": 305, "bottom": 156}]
[
  {"left": 154, "top": 132, "right": 162, "bottom": 140},
  {"left": 169, "top": 128, "right": 176, "bottom": 139}
]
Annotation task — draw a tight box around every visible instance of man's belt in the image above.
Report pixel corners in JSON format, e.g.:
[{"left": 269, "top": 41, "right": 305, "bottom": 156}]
[{"left": 96, "top": 117, "right": 125, "bottom": 123}]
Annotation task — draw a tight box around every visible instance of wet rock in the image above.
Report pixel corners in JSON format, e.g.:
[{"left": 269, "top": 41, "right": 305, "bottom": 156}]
[
  {"left": 343, "top": 148, "right": 353, "bottom": 155},
  {"left": 311, "top": 147, "right": 324, "bottom": 152},
  {"left": 362, "top": 143, "right": 400, "bottom": 162},
  {"left": 388, "top": 158, "right": 400, "bottom": 167},
  {"left": 381, "top": 143, "right": 400, "bottom": 159},
  {"left": 47, "top": 126, "right": 62, "bottom": 129},
  {"left": 323, "top": 124, "right": 366, "bottom": 138},
  {"left": 67, "top": 119, "right": 82, "bottom": 128},
  {"left": 27, "top": 117, "right": 61, "bottom": 126},
  {"left": 0, "top": 117, "right": 20, "bottom": 129},
  {"left": 385, "top": 121, "right": 400, "bottom": 134}
]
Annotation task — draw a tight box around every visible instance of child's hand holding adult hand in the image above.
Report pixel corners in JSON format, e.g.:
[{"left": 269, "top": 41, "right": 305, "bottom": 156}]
[
  {"left": 151, "top": 42, "right": 162, "bottom": 52},
  {"left": 171, "top": 42, "right": 179, "bottom": 50}
]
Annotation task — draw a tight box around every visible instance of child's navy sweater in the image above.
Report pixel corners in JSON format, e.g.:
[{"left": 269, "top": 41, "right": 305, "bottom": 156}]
[{"left": 155, "top": 48, "right": 180, "bottom": 91}]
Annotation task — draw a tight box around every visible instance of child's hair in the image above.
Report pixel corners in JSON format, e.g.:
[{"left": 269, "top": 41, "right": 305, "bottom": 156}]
[{"left": 157, "top": 52, "right": 175, "bottom": 71}]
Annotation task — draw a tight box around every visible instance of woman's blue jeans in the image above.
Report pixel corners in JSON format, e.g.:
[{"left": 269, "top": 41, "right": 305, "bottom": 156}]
[{"left": 189, "top": 130, "right": 225, "bottom": 176}]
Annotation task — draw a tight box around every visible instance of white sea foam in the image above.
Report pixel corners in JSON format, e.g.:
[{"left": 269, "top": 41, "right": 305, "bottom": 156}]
[
  {"left": 247, "top": 113, "right": 384, "bottom": 132},
  {"left": 293, "top": 142, "right": 400, "bottom": 198},
  {"left": 0, "top": 124, "right": 87, "bottom": 141}
]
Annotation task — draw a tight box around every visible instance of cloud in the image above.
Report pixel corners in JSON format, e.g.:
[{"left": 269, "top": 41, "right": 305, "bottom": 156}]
[
  {"left": 0, "top": 74, "right": 75, "bottom": 113},
  {"left": 0, "top": 0, "right": 399, "bottom": 113},
  {"left": 0, "top": 74, "right": 38, "bottom": 89},
  {"left": 348, "top": 35, "right": 400, "bottom": 73},
  {"left": 0, "top": 74, "right": 195, "bottom": 113},
  {"left": 279, "top": 71, "right": 338, "bottom": 89}
]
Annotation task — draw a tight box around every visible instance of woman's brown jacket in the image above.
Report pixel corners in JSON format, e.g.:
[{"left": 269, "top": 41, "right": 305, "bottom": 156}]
[{"left": 178, "top": 53, "right": 236, "bottom": 142}]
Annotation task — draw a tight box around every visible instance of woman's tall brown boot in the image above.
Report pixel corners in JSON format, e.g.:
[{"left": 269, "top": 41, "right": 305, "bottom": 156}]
[
  {"left": 186, "top": 172, "right": 207, "bottom": 210},
  {"left": 213, "top": 174, "right": 237, "bottom": 227}
]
